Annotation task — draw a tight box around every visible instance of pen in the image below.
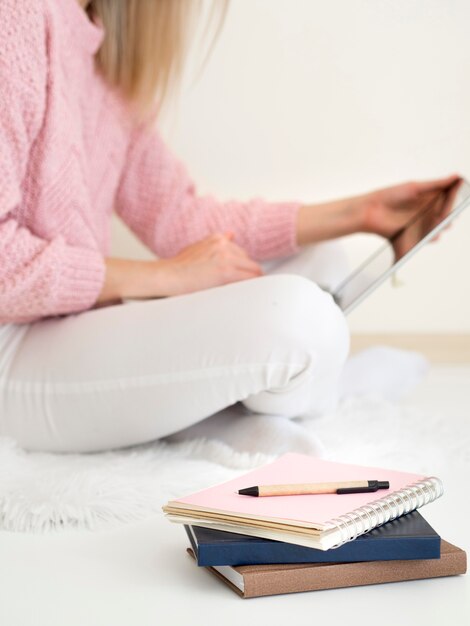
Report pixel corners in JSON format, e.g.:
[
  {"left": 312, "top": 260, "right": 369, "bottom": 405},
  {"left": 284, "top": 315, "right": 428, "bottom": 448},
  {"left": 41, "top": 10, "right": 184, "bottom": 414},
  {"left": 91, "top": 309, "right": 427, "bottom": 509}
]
[{"left": 238, "top": 480, "right": 390, "bottom": 497}]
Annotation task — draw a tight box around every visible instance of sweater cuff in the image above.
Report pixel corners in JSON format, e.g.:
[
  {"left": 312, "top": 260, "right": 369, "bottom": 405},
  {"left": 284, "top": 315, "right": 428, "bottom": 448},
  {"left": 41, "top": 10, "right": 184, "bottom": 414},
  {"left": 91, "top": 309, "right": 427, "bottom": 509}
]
[
  {"left": 54, "top": 245, "right": 106, "bottom": 314},
  {"left": 252, "top": 201, "right": 301, "bottom": 260}
]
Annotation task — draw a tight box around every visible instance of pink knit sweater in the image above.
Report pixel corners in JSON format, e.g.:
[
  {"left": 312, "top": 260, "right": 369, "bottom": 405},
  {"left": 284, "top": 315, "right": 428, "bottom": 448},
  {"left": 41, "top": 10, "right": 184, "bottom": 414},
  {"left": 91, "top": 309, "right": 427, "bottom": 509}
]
[{"left": 0, "top": 0, "right": 300, "bottom": 324}]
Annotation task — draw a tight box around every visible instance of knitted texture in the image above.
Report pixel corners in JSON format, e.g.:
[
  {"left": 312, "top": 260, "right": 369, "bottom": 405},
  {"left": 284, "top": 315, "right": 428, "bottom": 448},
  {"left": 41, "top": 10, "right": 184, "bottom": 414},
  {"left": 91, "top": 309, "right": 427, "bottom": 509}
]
[{"left": 0, "top": 0, "right": 300, "bottom": 324}]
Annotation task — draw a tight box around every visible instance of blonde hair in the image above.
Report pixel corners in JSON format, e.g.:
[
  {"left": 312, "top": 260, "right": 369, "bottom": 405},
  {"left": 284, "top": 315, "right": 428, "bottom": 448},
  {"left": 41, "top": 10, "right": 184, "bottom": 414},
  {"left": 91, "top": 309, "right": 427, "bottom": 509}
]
[{"left": 89, "top": 0, "right": 228, "bottom": 121}]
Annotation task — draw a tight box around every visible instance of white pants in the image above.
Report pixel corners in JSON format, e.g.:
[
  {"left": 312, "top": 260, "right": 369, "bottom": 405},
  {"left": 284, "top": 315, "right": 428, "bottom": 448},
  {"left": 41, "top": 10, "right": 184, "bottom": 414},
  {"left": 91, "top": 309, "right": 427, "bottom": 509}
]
[{"left": 0, "top": 243, "right": 350, "bottom": 453}]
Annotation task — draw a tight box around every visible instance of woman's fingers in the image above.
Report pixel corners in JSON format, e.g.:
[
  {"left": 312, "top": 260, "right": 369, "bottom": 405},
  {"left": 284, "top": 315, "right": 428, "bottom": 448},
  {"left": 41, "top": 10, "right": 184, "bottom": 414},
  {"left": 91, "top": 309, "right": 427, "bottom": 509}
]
[
  {"left": 225, "top": 239, "right": 263, "bottom": 269},
  {"left": 422, "top": 180, "right": 459, "bottom": 242},
  {"left": 168, "top": 232, "right": 265, "bottom": 294},
  {"left": 235, "top": 259, "right": 264, "bottom": 276},
  {"left": 438, "top": 177, "right": 461, "bottom": 218},
  {"left": 207, "top": 232, "right": 264, "bottom": 277},
  {"left": 414, "top": 173, "right": 461, "bottom": 195},
  {"left": 412, "top": 177, "right": 460, "bottom": 230},
  {"left": 422, "top": 178, "right": 460, "bottom": 232},
  {"left": 229, "top": 249, "right": 264, "bottom": 276},
  {"left": 225, "top": 268, "right": 264, "bottom": 283}
]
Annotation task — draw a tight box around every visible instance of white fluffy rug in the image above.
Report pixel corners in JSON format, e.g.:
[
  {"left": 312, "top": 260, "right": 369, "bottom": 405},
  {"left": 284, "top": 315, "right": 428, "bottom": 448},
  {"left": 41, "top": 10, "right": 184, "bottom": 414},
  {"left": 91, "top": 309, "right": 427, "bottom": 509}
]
[
  {"left": 1, "top": 349, "right": 468, "bottom": 534},
  {"left": 0, "top": 435, "right": 274, "bottom": 533}
]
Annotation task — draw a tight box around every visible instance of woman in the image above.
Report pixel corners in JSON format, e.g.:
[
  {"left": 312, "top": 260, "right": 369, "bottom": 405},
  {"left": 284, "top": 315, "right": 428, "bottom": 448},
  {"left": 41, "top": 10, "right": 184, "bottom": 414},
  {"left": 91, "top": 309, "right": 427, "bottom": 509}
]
[{"left": 0, "top": 0, "right": 458, "bottom": 452}]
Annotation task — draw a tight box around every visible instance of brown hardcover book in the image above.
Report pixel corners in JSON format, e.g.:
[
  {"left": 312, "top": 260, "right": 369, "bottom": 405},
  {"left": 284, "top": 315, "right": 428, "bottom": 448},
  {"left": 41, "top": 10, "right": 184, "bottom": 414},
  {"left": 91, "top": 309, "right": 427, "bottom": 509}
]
[{"left": 187, "top": 540, "right": 466, "bottom": 598}]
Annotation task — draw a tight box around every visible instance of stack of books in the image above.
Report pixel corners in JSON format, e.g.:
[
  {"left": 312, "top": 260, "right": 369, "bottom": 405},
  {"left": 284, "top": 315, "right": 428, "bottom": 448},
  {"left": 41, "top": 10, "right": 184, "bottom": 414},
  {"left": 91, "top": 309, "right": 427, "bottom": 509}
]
[{"left": 163, "top": 454, "right": 466, "bottom": 598}]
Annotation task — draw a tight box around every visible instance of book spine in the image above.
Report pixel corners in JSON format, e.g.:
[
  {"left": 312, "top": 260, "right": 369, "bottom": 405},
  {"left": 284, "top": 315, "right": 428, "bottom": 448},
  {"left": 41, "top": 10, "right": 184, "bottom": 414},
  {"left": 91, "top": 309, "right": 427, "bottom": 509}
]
[{"left": 327, "top": 476, "right": 444, "bottom": 549}]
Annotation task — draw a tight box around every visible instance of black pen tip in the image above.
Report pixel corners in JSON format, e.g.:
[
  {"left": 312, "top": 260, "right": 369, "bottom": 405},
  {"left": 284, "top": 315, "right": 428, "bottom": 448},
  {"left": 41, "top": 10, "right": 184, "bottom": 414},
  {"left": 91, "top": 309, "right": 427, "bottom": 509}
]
[{"left": 238, "top": 486, "right": 259, "bottom": 497}]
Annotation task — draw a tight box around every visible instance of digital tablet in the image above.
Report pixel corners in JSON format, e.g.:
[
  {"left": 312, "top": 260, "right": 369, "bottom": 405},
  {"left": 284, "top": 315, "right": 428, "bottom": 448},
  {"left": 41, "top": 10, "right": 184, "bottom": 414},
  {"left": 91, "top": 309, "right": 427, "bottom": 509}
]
[{"left": 326, "top": 177, "right": 470, "bottom": 315}]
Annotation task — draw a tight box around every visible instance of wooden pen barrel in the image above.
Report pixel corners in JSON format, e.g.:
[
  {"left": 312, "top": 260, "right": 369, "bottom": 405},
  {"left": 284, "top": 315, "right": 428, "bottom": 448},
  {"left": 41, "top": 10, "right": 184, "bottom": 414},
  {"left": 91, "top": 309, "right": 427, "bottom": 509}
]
[{"left": 257, "top": 481, "right": 369, "bottom": 496}]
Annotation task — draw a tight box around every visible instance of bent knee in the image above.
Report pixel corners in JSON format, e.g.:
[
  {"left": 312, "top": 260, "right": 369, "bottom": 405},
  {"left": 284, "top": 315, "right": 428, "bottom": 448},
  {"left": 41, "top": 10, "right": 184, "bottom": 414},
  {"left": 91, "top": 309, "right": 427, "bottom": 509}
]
[{"left": 250, "top": 273, "right": 350, "bottom": 364}]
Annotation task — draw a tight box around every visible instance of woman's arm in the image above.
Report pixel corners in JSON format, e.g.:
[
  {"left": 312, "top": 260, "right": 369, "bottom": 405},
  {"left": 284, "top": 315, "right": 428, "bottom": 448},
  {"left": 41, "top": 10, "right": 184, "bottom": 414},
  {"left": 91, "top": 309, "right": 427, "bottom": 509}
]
[
  {"left": 296, "top": 196, "right": 364, "bottom": 245},
  {"left": 116, "top": 117, "right": 460, "bottom": 265},
  {"left": 105, "top": 172, "right": 460, "bottom": 304}
]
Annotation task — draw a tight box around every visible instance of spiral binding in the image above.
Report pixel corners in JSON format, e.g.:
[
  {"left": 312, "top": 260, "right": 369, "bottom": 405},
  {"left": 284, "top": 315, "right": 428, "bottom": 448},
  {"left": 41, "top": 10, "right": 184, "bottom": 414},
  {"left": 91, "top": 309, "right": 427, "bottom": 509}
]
[{"left": 326, "top": 477, "right": 444, "bottom": 549}]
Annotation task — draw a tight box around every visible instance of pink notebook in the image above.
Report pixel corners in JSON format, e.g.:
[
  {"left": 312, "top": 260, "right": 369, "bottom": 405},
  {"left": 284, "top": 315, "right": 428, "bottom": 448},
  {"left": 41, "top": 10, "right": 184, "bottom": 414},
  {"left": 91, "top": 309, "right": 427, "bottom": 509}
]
[{"left": 164, "top": 454, "right": 443, "bottom": 550}]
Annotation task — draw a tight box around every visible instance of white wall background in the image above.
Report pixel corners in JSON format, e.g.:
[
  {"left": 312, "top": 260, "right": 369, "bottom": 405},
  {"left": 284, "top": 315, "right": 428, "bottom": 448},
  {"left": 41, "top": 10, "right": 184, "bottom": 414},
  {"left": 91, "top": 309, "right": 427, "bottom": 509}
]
[{"left": 111, "top": 0, "right": 470, "bottom": 333}]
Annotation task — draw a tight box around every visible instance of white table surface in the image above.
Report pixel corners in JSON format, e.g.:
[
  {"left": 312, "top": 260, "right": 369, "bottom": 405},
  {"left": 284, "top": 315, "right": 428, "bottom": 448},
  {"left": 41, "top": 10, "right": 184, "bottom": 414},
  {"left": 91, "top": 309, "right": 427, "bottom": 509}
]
[{"left": 0, "top": 503, "right": 468, "bottom": 626}]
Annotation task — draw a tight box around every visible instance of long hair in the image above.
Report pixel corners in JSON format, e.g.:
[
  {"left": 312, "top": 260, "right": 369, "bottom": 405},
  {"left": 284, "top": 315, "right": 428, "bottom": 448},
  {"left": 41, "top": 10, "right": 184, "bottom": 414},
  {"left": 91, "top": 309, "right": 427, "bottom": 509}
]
[{"left": 88, "top": 0, "right": 228, "bottom": 121}]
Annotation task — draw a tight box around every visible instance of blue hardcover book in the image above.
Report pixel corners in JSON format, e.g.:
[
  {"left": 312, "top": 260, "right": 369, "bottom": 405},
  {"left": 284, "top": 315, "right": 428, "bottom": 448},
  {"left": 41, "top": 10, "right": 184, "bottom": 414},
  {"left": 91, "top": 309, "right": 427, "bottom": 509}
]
[{"left": 184, "top": 511, "right": 440, "bottom": 566}]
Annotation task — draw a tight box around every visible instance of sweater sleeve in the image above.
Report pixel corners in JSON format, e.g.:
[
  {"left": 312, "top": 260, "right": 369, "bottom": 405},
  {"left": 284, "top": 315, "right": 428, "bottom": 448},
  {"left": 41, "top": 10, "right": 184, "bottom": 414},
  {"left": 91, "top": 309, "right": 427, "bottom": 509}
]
[
  {"left": 115, "top": 121, "right": 301, "bottom": 261},
  {"left": 0, "top": 2, "right": 105, "bottom": 324}
]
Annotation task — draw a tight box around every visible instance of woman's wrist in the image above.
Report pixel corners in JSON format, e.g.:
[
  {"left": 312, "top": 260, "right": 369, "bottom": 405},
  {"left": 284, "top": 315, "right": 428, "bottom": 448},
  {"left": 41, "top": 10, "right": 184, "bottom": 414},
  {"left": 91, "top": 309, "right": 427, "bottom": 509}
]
[
  {"left": 97, "top": 257, "right": 176, "bottom": 304},
  {"left": 296, "top": 194, "right": 367, "bottom": 245}
]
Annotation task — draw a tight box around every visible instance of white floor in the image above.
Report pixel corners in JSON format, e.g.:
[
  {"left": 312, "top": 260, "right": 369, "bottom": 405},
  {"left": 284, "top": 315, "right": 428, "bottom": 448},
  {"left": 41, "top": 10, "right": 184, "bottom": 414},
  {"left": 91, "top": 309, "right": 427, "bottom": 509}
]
[{"left": 1, "top": 365, "right": 469, "bottom": 626}]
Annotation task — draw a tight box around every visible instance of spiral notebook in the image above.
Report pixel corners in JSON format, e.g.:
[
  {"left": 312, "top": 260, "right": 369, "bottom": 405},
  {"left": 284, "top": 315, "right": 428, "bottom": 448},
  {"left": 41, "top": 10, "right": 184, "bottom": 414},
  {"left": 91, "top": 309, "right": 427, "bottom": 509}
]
[{"left": 163, "top": 454, "right": 444, "bottom": 551}]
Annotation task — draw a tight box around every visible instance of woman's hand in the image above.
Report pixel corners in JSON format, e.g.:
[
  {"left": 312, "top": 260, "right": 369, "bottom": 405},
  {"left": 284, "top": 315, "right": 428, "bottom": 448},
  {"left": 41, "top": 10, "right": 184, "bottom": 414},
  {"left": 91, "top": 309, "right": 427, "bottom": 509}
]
[
  {"left": 359, "top": 174, "right": 462, "bottom": 259},
  {"left": 297, "top": 174, "right": 462, "bottom": 257},
  {"left": 97, "top": 232, "right": 263, "bottom": 305},
  {"left": 155, "top": 232, "right": 264, "bottom": 296}
]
